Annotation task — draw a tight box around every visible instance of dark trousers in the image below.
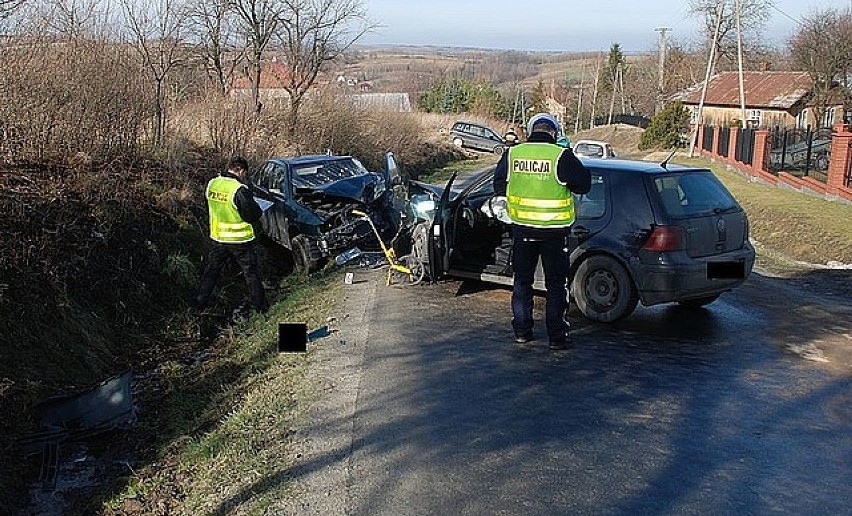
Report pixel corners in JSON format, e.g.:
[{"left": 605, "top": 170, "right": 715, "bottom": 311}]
[
  {"left": 196, "top": 240, "right": 267, "bottom": 312},
  {"left": 511, "top": 225, "right": 571, "bottom": 342}
]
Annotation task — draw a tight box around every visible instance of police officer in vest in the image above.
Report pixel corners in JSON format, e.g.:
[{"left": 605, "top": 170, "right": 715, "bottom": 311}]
[
  {"left": 195, "top": 156, "right": 268, "bottom": 314},
  {"left": 493, "top": 113, "right": 590, "bottom": 350}
]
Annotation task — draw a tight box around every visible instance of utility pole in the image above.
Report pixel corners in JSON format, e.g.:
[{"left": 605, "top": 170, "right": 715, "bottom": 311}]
[
  {"left": 689, "top": 0, "right": 725, "bottom": 158},
  {"left": 655, "top": 27, "right": 670, "bottom": 114},
  {"left": 589, "top": 54, "right": 602, "bottom": 129},
  {"left": 575, "top": 62, "right": 587, "bottom": 133},
  {"left": 608, "top": 62, "right": 624, "bottom": 125},
  {"left": 735, "top": 0, "right": 747, "bottom": 126}
]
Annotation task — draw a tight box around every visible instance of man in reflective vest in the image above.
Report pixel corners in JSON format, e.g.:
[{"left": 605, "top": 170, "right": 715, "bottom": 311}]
[
  {"left": 493, "top": 113, "right": 590, "bottom": 350},
  {"left": 195, "top": 156, "right": 268, "bottom": 314}
]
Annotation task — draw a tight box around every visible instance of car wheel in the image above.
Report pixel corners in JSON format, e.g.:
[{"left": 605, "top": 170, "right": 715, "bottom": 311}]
[
  {"left": 677, "top": 294, "right": 720, "bottom": 308},
  {"left": 394, "top": 254, "right": 426, "bottom": 286},
  {"left": 452, "top": 138, "right": 464, "bottom": 148},
  {"left": 411, "top": 222, "right": 430, "bottom": 265},
  {"left": 572, "top": 255, "right": 638, "bottom": 323},
  {"left": 493, "top": 145, "right": 505, "bottom": 155},
  {"left": 291, "top": 235, "right": 323, "bottom": 274}
]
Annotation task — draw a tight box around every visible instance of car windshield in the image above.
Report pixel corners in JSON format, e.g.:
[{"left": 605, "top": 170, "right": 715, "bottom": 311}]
[
  {"left": 291, "top": 158, "right": 369, "bottom": 189},
  {"left": 654, "top": 171, "right": 739, "bottom": 217}
]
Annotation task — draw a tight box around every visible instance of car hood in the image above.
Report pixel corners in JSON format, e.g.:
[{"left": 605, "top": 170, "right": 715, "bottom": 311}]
[{"left": 295, "top": 173, "right": 384, "bottom": 204}]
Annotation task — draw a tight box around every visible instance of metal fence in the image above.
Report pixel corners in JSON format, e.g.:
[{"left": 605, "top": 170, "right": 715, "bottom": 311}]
[
  {"left": 718, "top": 126, "right": 731, "bottom": 158},
  {"left": 735, "top": 128, "right": 755, "bottom": 165},
  {"left": 702, "top": 126, "right": 714, "bottom": 151},
  {"left": 593, "top": 114, "right": 651, "bottom": 128},
  {"left": 768, "top": 126, "right": 833, "bottom": 182}
]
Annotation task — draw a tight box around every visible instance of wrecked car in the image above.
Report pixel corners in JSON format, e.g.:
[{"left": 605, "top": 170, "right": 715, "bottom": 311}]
[{"left": 250, "top": 152, "right": 407, "bottom": 272}]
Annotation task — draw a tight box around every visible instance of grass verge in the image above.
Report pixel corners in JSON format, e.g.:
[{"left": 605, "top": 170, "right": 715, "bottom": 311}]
[
  {"left": 675, "top": 157, "right": 852, "bottom": 268},
  {"left": 419, "top": 152, "right": 499, "bottom": 184},
  {"left": 102, "top": 271, "right": 342, "bottom": 515}
]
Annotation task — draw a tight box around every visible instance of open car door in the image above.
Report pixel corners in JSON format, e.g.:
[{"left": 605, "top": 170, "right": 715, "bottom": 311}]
[
  {"left": 384, "top": 151, "right": 409, "bottom": 210},
  {"left": 427, "top": 172, "right": 457, "bottom": 282}
]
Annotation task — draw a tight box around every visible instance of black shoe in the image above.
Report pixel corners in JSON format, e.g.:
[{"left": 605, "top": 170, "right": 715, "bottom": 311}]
[
  {"left": 549, "top": 338, "right": 570, "bottom": 350},
  {"left": 514, "top": 331, "right": 534, "bottom": 344}
]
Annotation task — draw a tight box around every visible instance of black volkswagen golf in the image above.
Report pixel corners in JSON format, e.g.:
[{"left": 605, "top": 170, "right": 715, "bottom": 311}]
[{"left": 410, "top": 158, "right": 756, "bottom": 322}]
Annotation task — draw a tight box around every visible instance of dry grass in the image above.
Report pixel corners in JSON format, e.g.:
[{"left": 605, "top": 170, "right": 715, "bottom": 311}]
[{"left": 104, "top": 273, "right": 342, "bottom": 515}]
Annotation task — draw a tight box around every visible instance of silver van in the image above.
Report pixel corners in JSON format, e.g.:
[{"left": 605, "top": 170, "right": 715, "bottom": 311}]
[{"left": 449, "top": 121, "right": 506, "bottom": 155}]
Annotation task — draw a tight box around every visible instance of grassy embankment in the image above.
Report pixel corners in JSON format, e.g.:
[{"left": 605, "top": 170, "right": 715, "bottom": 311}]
[
  {"left": 419, "top": 152, "right": 500, "bottom": 184},
  {"left": 102, "top": 271, "right": 341, "bottom": 514}
]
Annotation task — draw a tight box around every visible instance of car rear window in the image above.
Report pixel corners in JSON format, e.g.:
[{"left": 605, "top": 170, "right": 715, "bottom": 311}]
[{"left": 654, "top": 171, "right": 738, "bottom": 218}]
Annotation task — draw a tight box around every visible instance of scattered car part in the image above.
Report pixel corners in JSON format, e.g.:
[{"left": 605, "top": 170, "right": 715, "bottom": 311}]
[{"left": 18, "top": 372, "right": 135, "bottom": 489}]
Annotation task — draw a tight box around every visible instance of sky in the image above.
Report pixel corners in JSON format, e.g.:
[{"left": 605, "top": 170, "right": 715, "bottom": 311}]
[{"left": 360, "top": 0, "right": 852, "bottom": 52}]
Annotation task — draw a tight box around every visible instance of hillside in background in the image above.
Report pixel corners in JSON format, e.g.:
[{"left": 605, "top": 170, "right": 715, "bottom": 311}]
[{"left": 339, "top": 45, "right": 654, "bottom": 94}]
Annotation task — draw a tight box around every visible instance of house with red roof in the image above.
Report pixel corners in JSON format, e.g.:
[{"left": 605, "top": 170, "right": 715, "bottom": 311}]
[{"left": 673, "top": 71, "right": 846, "bottom": 129}]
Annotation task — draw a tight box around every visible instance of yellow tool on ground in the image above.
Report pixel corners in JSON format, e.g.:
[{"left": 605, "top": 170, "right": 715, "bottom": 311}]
[{"left": 350, "top": 210, "right": 424, "bottom": 286}]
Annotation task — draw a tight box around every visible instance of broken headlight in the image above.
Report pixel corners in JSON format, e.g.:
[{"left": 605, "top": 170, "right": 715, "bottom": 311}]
[{"left": 410, "top": 194, "right": 436, "bottom": 219}]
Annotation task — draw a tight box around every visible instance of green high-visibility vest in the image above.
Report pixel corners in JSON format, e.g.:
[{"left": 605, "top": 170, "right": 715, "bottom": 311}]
[
  {"left": 506, "top": 143, "right": 576, "bottom": 228},
  {"left": 207, "top": 176, "right": 255, "bottom": 243}
]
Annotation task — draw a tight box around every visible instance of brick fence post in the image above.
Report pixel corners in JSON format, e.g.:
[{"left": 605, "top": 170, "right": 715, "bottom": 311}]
[
  {"left": 697, "top": 125, "right": 705, "bottom": 156},
  {"left": 728, "top": 126, "right": 740, "bottom": 165},
  {"left": 828, "top": 123, "right": 852, "bottom": 190},
  {"left": 752, "top": 130, "right": 771, "bottom": 174}
]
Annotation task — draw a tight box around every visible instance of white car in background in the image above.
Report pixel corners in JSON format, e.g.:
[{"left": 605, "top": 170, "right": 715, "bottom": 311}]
[{"left": 573, "top": 140, "right": 617, "bottom": 159}]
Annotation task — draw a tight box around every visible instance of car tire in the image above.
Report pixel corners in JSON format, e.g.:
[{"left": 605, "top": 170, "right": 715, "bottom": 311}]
[
  {"left": 411, "top": 222, "right": 430, "bottom": 265},
  {"left": 291, "top": 235, "right": 323, "bottom": 274},
  {"left": 572, "top": 255, "right": 638, "bottom": 323},
  {"left": 677, "top": 294, "right": 720, "bottom": 308},
  {"left": 394, "top": 254, "right": 426, "bottom": 286},
  {"left": 493, "top": 145, "right": 505, "bottom": 155},
  {"left": 452, "top": 138, "right": 464, "bottom": 148}
]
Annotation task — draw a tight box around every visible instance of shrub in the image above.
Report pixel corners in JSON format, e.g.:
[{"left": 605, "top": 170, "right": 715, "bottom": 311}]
[
  {"left": 639, "top": 101, "right": 690, "bottom": 150},
  {"left": 0, "top": 38, "right": 152, "bottom": 164}
]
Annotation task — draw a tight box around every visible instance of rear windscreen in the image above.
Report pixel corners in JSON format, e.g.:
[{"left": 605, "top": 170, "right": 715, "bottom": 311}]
[{"left": 654, "top": 171, "right": 738, "bottom": 217}]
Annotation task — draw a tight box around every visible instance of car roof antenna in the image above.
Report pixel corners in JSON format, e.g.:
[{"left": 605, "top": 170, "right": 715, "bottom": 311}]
[{"left": 660, "top": 148, "right": 678, "bottom": 170}]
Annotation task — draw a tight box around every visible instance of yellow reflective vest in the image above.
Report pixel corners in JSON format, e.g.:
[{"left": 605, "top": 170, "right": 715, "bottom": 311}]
[
  {"left": 207, "top": 176, "right": 255, "bottom": 243},
  {"left": 506, "top": 143, "right": 576, "bottom": 228}
]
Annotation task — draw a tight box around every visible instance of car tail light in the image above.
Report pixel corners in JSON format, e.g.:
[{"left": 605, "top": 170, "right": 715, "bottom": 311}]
[{"left": 642, "top": 225, "right": 685, "bottom": 252}]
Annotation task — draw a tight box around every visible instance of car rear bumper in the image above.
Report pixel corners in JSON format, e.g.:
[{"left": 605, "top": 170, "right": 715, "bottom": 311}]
[{"left": 633, "top": 244, "right": 756, "bottom": 306}]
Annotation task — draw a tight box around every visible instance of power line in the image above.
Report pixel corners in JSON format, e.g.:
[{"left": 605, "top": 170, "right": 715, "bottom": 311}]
[{"left": 769, "top": 3, "right": 803, "bottom": 26}]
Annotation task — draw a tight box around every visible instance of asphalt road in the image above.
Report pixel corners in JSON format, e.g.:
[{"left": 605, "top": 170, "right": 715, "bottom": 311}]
[{"left": 273, "top": 268, "right": 852, "bottom": 515}]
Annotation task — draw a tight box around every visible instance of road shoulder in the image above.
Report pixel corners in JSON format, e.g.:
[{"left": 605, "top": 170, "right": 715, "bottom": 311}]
[{"left": 271, "top": 270, "right": 379, "bottom": 515}]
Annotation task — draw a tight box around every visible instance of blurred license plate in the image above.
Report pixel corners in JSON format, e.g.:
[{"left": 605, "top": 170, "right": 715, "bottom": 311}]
[{"left": 707, "top": 261, "right": 745, "bottom": 280}]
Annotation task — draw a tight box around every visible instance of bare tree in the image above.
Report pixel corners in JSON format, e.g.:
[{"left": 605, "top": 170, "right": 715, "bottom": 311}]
[
  {"left": 121, "top": 0, "right": 189, "bottom": 146},
  {"left": 40, "top": 0, "right": 105, "bottom": 38},
  {"left": 274, "top": 0, "right": 373, "bottom": 132},
  {"left": 188, "top": 0, "right": 243, "bottom": 96},
  {"left": 790, "top": 8, "right": 852, "bottom": 125},
  {"left": 0, "top": 0, "right": 27, "bottom": 19},
  {"left": 690, "top": 0, "right": 771, "bottom": 69},
  {"left": 230, "top": 0, "right": 285, "bottom": 113}
]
